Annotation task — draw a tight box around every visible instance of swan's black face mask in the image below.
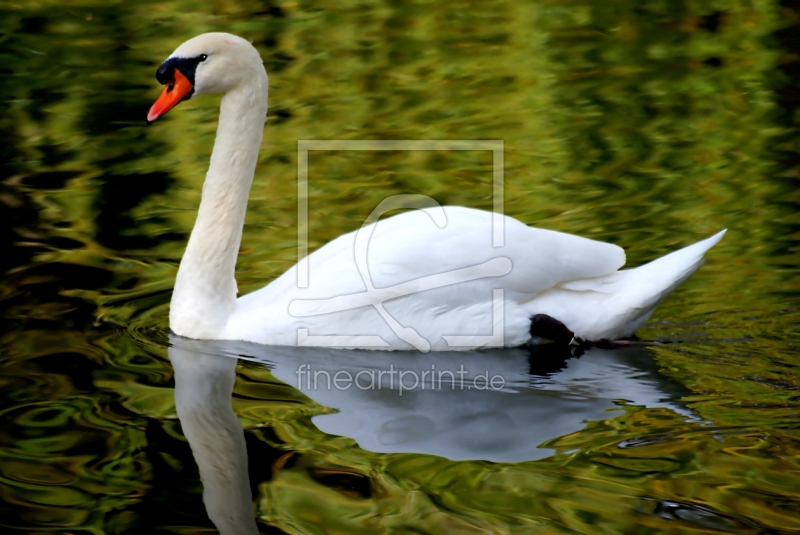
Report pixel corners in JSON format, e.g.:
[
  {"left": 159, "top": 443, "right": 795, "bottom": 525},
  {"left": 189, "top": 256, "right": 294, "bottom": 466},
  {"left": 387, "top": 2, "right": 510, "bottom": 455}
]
[
  {"left": 147, "top": 55, "right": 206, "bottom": 123},
  {"left": 156, "top": 56, "right": 203, "bottom": 87}
]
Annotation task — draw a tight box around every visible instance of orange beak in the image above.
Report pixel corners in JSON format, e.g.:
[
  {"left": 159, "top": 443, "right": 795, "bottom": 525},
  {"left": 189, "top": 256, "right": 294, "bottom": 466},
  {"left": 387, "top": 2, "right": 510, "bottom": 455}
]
[{"left": 147, "top": 69, "right": 194, "bottom": 123}]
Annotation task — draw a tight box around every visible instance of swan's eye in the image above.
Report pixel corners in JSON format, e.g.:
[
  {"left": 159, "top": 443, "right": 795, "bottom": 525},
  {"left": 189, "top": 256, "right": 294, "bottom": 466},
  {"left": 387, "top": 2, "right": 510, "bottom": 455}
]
[{"left": 199, "top": 54, "right": 208, "bottom": 62}]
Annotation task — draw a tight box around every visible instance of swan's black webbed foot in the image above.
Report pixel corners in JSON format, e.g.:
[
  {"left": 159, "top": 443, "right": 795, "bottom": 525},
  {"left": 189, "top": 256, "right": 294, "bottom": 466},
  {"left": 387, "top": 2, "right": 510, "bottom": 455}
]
[
  {"left": 529, "top": 315, "right": 649, "bottom": 354},
  {"left": 529, "top": 314, "right": 581, "bottom": 346}
]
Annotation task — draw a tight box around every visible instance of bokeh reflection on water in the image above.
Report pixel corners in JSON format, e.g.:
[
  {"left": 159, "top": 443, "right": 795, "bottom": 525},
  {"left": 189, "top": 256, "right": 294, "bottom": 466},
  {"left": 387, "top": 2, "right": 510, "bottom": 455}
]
[{"left": 1, "top": 0, "right": 800, "bottom": 533}]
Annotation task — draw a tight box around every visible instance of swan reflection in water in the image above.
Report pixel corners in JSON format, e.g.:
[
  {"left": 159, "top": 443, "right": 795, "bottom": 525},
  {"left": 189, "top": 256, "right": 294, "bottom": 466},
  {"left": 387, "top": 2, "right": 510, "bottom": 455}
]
[{"left": 169, "top": 336, "right": 694, "bottom": 534}]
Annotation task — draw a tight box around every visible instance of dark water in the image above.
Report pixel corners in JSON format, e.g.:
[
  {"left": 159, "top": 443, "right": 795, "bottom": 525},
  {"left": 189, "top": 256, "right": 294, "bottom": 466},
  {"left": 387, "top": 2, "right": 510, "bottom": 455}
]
[{"left": 1, "top": 1, "right": 799, "bottom": 534}]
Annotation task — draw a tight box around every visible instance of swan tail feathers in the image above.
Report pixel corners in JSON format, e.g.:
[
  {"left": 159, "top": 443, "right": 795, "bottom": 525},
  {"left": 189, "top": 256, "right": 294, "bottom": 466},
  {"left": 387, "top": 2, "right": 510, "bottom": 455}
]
[
  {"left": 623, "top": 229, "right": 725, "bottom": 296},
  {"left": 525, "top": 230, "right": 725, "bottom": 341}
]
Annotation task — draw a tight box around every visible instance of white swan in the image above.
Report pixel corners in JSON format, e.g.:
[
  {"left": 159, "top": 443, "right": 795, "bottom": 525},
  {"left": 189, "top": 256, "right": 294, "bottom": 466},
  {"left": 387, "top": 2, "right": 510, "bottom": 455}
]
[{"left": 149, "top": 33, "right": 725, "bottom": 352}]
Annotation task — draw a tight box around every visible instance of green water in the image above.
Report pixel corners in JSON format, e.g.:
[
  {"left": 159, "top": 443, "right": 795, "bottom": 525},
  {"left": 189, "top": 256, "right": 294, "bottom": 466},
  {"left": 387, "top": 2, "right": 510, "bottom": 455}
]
[{"left": 1, "top": 0, "right": 799, "bottom": 533}]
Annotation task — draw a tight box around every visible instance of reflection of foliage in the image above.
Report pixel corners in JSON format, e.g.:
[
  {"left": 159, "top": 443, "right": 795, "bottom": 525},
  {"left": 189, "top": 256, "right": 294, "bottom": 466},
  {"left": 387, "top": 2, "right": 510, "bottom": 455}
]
[
  {"left": 0, "top": 0, "right": 799, "bottom": 533},
  {"left": 0, "top": 329, "right": 153, "bottom": 533}
]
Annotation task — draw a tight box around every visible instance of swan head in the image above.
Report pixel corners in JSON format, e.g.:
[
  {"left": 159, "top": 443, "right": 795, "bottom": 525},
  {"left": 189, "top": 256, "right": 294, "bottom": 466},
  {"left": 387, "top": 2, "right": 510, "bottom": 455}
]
[{"left": 147, "top": 32, "right": 266, "bottom": 123}]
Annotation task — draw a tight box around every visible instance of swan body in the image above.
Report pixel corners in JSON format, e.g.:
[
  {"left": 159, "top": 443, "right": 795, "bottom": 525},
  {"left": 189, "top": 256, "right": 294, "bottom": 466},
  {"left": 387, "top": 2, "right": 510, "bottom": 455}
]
[
  {"left": 226, "top": 208, "right": 724, "bottom": 350},
  {"left": 150, "top": 33, "right": 724, "bottom": 352}
]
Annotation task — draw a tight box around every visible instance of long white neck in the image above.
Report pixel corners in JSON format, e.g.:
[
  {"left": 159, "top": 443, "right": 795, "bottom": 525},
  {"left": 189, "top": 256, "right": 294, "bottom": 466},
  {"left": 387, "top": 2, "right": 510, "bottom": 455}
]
[{"left": 170, "top": 77, "right": 268, "bottom": 339}]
